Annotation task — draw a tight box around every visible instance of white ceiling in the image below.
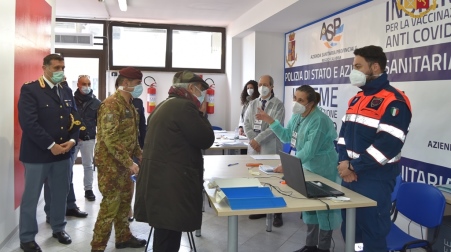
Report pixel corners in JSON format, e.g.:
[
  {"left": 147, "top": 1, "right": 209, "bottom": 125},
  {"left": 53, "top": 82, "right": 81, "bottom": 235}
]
[{"left": 55, "top": 0, "right": 366, "bottom": 35}]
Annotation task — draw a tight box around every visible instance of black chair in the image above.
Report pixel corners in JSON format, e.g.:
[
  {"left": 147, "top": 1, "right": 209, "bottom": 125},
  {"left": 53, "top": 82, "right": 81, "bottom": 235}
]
[{"left": 145, "top": 226, "right": 197, "bottom": 252}]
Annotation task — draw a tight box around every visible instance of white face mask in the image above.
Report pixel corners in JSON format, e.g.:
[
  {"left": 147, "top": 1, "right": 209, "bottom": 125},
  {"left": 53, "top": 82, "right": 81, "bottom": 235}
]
[
  {"left": 247, "top": 88, "right": 254, "bottom": 96},
  {"left": 349, "top": 69, "right": 367, "bottom": 87},
  {"left": 292, "top": 102, "right": 306, "bottom": 114},
  {"left": 258, "top": 86, "right": 270, "bottom": 97}
]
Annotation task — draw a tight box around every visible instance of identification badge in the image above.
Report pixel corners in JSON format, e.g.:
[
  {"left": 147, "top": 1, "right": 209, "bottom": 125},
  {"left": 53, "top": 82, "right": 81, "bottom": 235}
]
[
  {"left": 253, "top": 124, "right": 262, "bottom": 132},
  {"left": 291, "top": 131, "right": 297, "bottom": 147},
  {"left": 253, "top": 119, "right": 262, "bottom": 133}
]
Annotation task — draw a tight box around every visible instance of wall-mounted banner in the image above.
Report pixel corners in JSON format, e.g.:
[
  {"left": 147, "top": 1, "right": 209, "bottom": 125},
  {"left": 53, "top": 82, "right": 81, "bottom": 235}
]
[{"left": 284, "top": 0, "right": 451, "bottom": 184}]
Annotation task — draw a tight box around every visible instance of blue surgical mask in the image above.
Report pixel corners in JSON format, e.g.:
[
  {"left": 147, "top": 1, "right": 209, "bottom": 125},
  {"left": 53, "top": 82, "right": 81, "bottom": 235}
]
[
  {"left": 194, "top": 85, "right": 206, "bottom": 103},
  {"left": 119, "top": 84, "right": 143, "bottom": 98},
  {"left": 130, "top": 84, "right": 143, "bottom": 98},
  {"left": 51, "top": 71, "right": 64, "bottom": 83},
  {"left": 81, "top": 86, "right": 91, "bottom": 94}
]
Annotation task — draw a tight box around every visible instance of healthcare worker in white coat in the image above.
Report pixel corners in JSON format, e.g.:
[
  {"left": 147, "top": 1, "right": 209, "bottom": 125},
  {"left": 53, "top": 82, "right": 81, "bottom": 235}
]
[
  {"left": 243, "top": 75, "right": 285, "bottom": 155},
  {"left": 244, "top": 74, "right": 286, "bottom": 227},
  {"left": 256, "top": 85, "right": 342, "bottom": 252}
]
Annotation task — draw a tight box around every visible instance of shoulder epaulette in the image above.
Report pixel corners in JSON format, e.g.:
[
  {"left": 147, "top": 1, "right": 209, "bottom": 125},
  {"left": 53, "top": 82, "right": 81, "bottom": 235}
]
[
  {"left": 38, "top": 77, "right": 46, "bottom": 88},
  {"left": 24, "top": 79, "right": 38, "bottom": 85}
]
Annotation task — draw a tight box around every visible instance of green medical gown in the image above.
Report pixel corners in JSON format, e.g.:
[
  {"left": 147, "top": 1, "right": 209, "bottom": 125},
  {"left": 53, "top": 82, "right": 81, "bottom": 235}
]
[{"left": 270, "top": 107, "right": 342, "bottom": 230}]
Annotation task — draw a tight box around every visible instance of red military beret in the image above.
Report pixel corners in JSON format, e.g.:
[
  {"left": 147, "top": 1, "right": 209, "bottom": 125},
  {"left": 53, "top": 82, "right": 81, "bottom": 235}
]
[{"left": 119, "top": 67, "right": 143, "bottom": 80}]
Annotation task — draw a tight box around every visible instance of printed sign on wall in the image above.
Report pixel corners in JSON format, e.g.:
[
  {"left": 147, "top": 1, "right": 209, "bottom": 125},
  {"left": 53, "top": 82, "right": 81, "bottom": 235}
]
[{"left": 284, "top": 0, "right": 451, "bottom": 184}]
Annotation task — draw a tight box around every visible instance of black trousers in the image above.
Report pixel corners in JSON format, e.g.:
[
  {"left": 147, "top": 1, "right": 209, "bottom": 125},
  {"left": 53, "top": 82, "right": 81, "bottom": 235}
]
[{"left": 153, "top": 228, "right": 182, "bottom": 252}]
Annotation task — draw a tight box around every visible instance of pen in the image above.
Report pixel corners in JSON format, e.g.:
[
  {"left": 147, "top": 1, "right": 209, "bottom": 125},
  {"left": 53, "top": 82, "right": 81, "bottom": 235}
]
[{"left": 228, "top": 163, "right": 238, "bottom": 166}]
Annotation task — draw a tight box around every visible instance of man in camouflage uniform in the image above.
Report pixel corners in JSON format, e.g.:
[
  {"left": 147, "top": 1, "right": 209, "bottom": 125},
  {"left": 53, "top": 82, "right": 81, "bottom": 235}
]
[{"left": 91, "top": 67, "right": 146, "bottom": 252}]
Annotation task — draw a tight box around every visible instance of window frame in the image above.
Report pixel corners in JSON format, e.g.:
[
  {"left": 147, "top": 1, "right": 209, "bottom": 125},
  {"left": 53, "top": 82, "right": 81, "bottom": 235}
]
[{"left": 108, "top": 21, "right": 226, "bottom": 73}]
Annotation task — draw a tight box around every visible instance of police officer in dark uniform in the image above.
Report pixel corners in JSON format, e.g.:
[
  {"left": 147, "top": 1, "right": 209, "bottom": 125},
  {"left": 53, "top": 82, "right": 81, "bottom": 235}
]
[
  {"left": 18, "top": 54, "right": 80, "bottom": 252},
  {"left": 42, "top": 79, "right": 89, "bottom": 224}
]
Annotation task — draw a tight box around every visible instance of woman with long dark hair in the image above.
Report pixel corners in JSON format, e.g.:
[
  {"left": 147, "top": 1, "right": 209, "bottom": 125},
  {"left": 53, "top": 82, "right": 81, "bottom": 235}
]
[{"left": 238, "top": 80, "right": 259, "bottom": 136}]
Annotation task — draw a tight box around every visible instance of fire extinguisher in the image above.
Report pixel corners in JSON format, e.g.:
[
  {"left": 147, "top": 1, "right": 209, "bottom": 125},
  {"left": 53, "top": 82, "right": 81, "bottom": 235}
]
[
  {"left": 205, "top": 78, "right": 215, "bottom": 114},
  {"left": 144, "top": 76, "right": 157, "bottom": 113}
]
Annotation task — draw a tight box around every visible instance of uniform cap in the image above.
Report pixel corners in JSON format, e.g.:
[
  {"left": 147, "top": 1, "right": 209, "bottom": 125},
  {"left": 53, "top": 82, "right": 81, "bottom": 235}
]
[
  {"left": 173, "top": 70, "right": 209, "bottom": 90},
  {"left": 119, "top": 67, "right": 143, "bottom": 80}
]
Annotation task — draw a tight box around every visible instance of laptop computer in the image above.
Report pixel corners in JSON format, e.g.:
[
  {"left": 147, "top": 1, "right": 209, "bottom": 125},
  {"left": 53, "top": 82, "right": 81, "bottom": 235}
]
[{"left": 279, "top": 151, "right": 344, "bottom": 198}]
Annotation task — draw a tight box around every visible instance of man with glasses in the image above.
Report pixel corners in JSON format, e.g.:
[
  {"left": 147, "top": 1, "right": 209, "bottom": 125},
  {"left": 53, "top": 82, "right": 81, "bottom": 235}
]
[
  {"left": 73, "top": 75, "right": 101, "bottom": 201},
  {"left": 244, "top": 74, "right": 285, "bottom": 227},
  {"left": 91, "top": 67, "right": 146, "bottom": 252}
]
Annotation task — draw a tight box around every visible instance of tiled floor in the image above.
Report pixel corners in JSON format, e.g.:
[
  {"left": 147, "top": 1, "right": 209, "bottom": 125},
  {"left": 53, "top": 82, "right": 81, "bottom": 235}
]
[{"left": 1, "top": 164, "right": 347, "bottom": 252}]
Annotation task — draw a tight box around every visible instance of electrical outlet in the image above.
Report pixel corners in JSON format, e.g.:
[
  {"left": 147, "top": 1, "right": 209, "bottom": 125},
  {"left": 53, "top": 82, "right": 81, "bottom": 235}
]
[{"left": 111, "top": 72, "right": 118, "bottom": 76}]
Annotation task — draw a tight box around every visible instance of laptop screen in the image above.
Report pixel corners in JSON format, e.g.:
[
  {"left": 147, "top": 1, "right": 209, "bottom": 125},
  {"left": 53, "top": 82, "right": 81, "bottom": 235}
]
[
  {"left": 279, "top": 151, "right": 344, "bottom": 198},
  {"left": 279, "top": 151, "right": 310, "bottom": 197}
]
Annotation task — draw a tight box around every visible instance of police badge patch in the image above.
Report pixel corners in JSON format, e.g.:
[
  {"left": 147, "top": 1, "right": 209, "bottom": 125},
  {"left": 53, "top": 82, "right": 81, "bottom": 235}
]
[
  {"left": 365, "top": 97, "right": 384, "bottom": 110},
  {"left": 370, "top": 97, "right": 384, "bottom": 107}
]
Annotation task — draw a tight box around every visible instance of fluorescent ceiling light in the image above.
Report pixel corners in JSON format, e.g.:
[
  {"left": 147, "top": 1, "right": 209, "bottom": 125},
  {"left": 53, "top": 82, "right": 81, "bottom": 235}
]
[{"left": 118, "top": 0, "right": 127, "bottom": 11}]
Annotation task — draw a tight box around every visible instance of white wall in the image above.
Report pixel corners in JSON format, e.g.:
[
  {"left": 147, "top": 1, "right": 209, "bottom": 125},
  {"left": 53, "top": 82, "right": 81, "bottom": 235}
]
[
  {"left": 105, "top": 71, "right": 230, "bottom": 130},
  {"left": 0, "top": 0, "right": 18, "bottom": 246},
  {"left": 227, "top": 31, "right": 287, "bottom": 131},
  {"left": 254, "top": 32, "right": 285, "bottom": 105},
  {"left": 0, "top": 0, "right": 56, "bottom": 247}
]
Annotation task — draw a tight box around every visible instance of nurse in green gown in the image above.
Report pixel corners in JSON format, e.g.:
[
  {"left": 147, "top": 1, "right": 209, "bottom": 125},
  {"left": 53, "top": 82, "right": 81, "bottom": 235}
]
[{"left": 256, "top": 85, "right": 342, "bottom": 252}]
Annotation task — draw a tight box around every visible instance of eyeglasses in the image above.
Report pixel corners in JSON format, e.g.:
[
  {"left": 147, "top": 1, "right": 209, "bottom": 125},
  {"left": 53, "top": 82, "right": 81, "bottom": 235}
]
[{"left": 78, "top": 75, "right": 90, "bottom": 79}]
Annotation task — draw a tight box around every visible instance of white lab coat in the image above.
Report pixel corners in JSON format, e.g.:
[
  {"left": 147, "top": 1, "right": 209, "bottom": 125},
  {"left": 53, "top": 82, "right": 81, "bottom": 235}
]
[{"left": 243, "top": 96, "right": 285, "bottom": 155}]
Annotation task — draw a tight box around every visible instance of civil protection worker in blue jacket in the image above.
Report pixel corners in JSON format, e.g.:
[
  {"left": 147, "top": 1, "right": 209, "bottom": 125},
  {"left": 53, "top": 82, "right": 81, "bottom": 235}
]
[
  {"left": 337, "top": 45, "right": 412, "bottom": 252},
  {"left": 18, "top": 54, "right": 80, "bottom": 251}
]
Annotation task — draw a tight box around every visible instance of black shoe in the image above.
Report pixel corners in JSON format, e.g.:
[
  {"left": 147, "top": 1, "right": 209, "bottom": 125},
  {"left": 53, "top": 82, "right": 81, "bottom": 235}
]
[
  {"left": 294, "top": 245, "right": 318, "bottom": 252},
  {"left": 273, "top": 213, "right": 283, "bottom": 227},
  {"left": 248, "top": 214, "right": 266, "bottom": 219},
  {"left": 52, "top": 231, "right": 72, "bottom": 244},
  {"left": 20, "top": 241, "right": 42, "bottom": 252},
  {"left": 85, "top": 190, "right": 96, "bottom": 201},
  {"left": 45, "top": 216, "right": 50, "bottom": 224},
  {"left": 128, "top": 216, "right": 135, "bottom": 222},
  {"left": 115, "top": 235, "right": 146, "bottom": 249},
  {"left": 66, "top": 207, "right": 88, "bottom": 218}
]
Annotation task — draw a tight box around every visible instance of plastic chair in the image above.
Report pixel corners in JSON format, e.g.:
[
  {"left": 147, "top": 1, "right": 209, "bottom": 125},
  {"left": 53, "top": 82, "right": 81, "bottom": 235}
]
[
  {"left": 145, "top": 226, "right": 197, "bottom": 252},
  {"left": 390, "top": 174, "right": 404, "bottom": 221},
  {"left": 212, "top": 126, "right": 222, "bottom": 131},
  {"left": 386, "top": 182, "right": 446, "bottom": 252}
]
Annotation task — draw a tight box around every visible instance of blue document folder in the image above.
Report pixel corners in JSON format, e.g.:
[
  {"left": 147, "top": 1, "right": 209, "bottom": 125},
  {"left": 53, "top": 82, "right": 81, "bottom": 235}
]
[{"left": 221, "top": 187, "right": 287, "bottom": 210}]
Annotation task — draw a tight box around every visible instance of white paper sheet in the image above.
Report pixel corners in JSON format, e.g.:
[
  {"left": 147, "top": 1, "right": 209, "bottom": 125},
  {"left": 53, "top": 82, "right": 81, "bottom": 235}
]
[
  {"left": 213, "top": 178, "right": 262, "bottom": 188},
  {"left": 250, "top": 154, "right": 280, "bottom": 160}
]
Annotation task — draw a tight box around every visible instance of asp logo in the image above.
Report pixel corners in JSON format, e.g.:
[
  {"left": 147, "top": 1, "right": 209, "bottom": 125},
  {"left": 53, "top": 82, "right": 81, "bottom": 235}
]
[{"left": 320, "top": 18, "right": 344, "bottom": 48}]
